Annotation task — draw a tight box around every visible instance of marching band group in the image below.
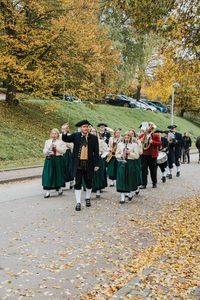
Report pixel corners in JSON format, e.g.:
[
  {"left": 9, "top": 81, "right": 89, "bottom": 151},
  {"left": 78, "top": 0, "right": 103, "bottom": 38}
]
[{"left": 42, "top": 119, "right": 191, "bottom": 211}]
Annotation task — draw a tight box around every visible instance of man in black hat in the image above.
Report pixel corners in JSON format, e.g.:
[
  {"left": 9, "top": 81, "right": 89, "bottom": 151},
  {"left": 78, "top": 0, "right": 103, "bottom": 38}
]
[
  {"left": 97, "top": 123, "right": 111, "bottom": 145},
  {"left": 167, "top": 125, "right": 183, "bottom": 178},
  {"left": 62, "top": 120, "right": 99, "bottom": 211}
]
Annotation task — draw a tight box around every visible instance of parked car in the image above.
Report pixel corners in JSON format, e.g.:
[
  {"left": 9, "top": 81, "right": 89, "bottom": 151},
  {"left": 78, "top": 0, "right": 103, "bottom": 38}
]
[
  {"left": 141, "top": 99, "right": 162, "bottom": 112},
  {"left": 150, "top": 101, "right": 169, "bottom": 113},
  {"left": 122, "top": 96, "right": 149, "bottom": 110},
  {"left": 139, "top": 99, "right": 157, "bottom": 111},
  {"left": 105, "top": 94, "right": 137, "bottom": 108},
  {"left": 58, "top": 94, "right": 82, "bottom": 103}
]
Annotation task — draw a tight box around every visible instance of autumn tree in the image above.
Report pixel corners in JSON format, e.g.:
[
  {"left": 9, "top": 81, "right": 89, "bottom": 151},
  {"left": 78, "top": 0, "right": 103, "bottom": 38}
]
[
  {"left": 143, "top": 49, "right": 200, "bottom": 116},
  {"left": 100, "top": 4, "right": 161, "bottom": 99},
  {"left": 0, "top": 0, "right": 119, "bottom": 105}
]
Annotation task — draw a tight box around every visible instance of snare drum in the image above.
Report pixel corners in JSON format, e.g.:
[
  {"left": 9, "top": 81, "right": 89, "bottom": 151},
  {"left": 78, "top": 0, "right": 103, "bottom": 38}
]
[{"left": 157, "top": 152, "right": 167, "bottom": 164}]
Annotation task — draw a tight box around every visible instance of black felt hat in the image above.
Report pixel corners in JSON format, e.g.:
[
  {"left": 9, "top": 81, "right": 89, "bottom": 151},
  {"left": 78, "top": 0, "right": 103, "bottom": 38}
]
[
  {"left": 75, "top": 120, "right": 92, "bottom": 127},
  {"left": 97, "top": 123, "right": 107, "bottom": 127},
  {"left": 168, "top": 125, "right": 177, "bottom": 129}
]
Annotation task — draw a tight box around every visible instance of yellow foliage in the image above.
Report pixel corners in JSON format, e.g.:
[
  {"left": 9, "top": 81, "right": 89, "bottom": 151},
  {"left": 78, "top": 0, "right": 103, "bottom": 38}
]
[
  {"left": 0, "top": 0, "right": 120, "bottom": 101},
  {"left": 143, "top": 48, "right": 200, "bottom": 113}
]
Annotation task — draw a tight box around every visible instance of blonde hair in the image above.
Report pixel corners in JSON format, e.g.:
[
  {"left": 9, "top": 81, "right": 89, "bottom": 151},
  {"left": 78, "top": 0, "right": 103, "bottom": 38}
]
[
  {"left": 90, "top": 127, "right": 97, "bottom": 135},
  {"left": 51, "top": 128, "right": 60, "bottom": 139},
  {"left": 114, "top": 129, "right": 121, "bottom": 138},
  {"left": 123, "top": 131, "right": 132, "bottom": 143}
]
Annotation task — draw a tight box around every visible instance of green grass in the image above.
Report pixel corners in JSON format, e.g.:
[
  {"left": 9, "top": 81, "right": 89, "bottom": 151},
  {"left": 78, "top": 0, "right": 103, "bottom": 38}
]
[{"left": 0, "top": 98, "right": 199, "bottom": 170}]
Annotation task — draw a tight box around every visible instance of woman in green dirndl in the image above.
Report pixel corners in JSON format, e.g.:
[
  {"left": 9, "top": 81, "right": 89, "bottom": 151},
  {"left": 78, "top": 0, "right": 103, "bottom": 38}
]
[
  {"left": 42, "top": 128, "right": 66, "bottom": 198},
  {"left": 61, "top": 123, "right": 74, "bottom": 188},
  {"left": 90, "top": 128, "right": 109, "bottom": 198},
  {"left": 107, "top": 129, "right": 121, "bottom": 187},
  {"left": 129, "top": 129, "right": 143, "bottom": 195},
  {"left": 116, "top": 132, "right": 140, "bottom": 203}
]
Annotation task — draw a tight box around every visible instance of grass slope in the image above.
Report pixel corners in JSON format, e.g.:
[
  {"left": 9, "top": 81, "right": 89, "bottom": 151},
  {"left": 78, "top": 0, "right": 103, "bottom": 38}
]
[{"left": 0, "top": 99, "right": 199, "bottom": 169}]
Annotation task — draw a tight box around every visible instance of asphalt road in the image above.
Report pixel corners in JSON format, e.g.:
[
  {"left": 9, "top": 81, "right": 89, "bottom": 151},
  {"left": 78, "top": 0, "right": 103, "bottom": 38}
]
[{"left": 0, "top": 155, "right": 200, "bottom": 300}]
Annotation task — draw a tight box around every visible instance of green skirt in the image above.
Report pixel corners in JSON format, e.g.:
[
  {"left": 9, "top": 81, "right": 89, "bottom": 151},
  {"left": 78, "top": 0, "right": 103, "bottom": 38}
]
[
  {"left": 92, "top": 157, "right": 107, "bottom": 192},
  {"left": 107, "top": 156, "right": 118, "bottom": 180},
  {"left": 42, "top": 156, "right": 65, "bottom": 190},
  {"left": 116, "top": 159, "right": 138, "bottom": 193},
  {"left": 63, "top": 149, "right": 74, "bottom": 182}
]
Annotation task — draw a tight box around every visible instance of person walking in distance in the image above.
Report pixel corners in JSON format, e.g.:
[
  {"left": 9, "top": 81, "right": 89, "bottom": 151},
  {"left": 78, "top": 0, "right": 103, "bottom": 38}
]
[
  {"left": 196, "top": 135, "right": 200, "bottom": 164},
  {"left": 182, "top": 132, "right": 192, "bottom": 164},
  {"left": 62, "top": 120, "right": 99, "bottom": 211}
]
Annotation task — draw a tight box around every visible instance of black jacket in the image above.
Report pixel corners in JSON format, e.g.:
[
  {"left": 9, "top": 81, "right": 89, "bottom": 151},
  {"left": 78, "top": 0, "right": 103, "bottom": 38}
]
[
  {"left": 183, "top": 136, "right": 192, "bottom": 149},
  {"left": 62, "top": 132, "right": 99, "bottom": 179},
  {"left": 168, "top": 131, "right": 183, "bottom": 158},
  {"left": 196, "top": 136, "right": 200, "bottom": 149}
]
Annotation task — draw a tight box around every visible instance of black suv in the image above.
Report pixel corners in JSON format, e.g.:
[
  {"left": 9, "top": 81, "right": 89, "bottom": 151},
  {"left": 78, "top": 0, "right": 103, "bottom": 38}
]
[{"left": 105, "top": 94, "right": 136, "bottom": 108}]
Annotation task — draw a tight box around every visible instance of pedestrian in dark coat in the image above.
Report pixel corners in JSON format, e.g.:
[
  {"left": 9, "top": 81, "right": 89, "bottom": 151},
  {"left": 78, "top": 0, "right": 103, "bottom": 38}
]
[
  {"left": 195, "top": 136, "right": 200, "bottom": 163},
  {"left": 167, "top": 125, "right": 184, "bottom": 178},
  {"left": 62, "top": 120, "right": 99, "bottom": 211},
  {"left": 182, "top": 132, "right": 192, "bottom": 163}
]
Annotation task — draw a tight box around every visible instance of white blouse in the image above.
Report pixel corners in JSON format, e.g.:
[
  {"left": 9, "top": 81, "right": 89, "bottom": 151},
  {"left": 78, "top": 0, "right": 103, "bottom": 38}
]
[
  {"left": 43, "top": 139, "right": 66, "bottom": 156},
  {"left": 99, "top": 139, "right": 109, "bottom": 158},
  {"left": 108, "top": 137, "right": 121, "bottom": 151},
  {"left": 116, "top": 142, "right": 140, "bottom": 160}
]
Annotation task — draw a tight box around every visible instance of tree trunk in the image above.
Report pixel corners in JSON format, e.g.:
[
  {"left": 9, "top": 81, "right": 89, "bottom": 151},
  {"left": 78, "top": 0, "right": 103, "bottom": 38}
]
[
  {"left": 179, "top": 108, "right": 186, "bottom": 117},
  {"left": 135, "top": 85, "right": 141, "bottom": 101},
  {"left": 5, "top": 75, "right": 18, "bottom": 105}
]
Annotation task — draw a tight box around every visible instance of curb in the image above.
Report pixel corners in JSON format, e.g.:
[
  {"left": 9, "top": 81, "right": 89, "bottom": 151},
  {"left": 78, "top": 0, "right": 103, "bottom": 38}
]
[
  {"left": 0, "top": 174, "right": 41, "bottom": 184},
  {"left": 0, "top": 165, "right": 42, "bottom": 172}
]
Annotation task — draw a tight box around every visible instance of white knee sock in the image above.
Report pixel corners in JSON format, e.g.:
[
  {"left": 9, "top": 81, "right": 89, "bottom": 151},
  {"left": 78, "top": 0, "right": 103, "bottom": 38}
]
[
  {"left": 162, "top": 171, "right": 166, "bottom": 177},
  {"left": 75, "top": 189, "right": 81, "bottom": 204},
  {"left": 96, "top": 190, "right": 100, "bottom": 196},
  {"left": 120, "top": 193, "right": 125, "bottom": 202},
  {"left": 128, "top": 191, "right": 133, "bottom": 198},
  {"left": 86, "top": 188, "right": 92, "bottom": 199},
  {"left": 65, "top": 182, "right": 70, "bottom": 189},
  {"left": 177, "top": 166, "right": 180, "bottom": 172},
  {"left": 169, "top": 168, "right": 173, "bottom": 174}
]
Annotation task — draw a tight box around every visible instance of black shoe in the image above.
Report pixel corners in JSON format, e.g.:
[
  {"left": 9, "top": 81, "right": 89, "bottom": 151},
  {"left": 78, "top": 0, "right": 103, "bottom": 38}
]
[
  {"left": 140, "top": 185, "right": 146, "bottom": 189},
  {"left": 152, "top": 184, "right": 157, "bottom": 188},
  {"left": 128, "top": 196, "right": 133, "bottom": 201},
  {"left": 110, "top": 184, "right": 114, "bottom": 187},
  {"left": 70, "top": 185, "right": 74, "bottom": 190},
  {"left": 96, "top": 195, "right": 100, "bottom": 199},
  {"left": 161, "top": 176, "right": 166, "bottom": 183},
  {"left": 135, "top": 189, "right": 140, "bottom": 195},
  {"left": 169, "top": 174, "right": 172, "bottom": 179},
  {"left": 176, "top": 171, "right": 180, "bottom": 177},
  {"left": 85, "top": 199, "right": 91, "bottom": 207},
  {"left": 119, "top": 200, "right": 125, "bottom": 204},
  {"left": 75, "top": 203, "right": 81, "bottom": 211}
]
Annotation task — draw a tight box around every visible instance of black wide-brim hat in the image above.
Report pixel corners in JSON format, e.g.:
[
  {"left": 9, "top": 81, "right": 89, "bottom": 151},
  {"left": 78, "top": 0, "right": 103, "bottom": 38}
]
[
  {"left": 75, "top": 120, "right": 92, "bottom": 127},
  {"left": 168, "top": 125, "right": 177, "bottom": 129},
  {"left": 97, "top": 123, "right": 107, "bottom": 127}
]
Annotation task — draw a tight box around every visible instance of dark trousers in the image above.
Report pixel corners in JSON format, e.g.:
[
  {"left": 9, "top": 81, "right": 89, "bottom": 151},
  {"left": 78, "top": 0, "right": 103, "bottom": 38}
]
[
  {"left": 168, "top": 151, "right": 180, "bottom": 168},
  {"left": 141, "top": 155, "right": 157, "bottom": 186},
  {"left": 74, "top": 168, "right": 92, "bottom": 190},
  {"left": 158, "top": 161, "right": 167, "bottom": 173},
  {"left": 198, "top": 149, "right": 200, "bottom": 161},
  {"left": 182, "top": 148, "right": 190, "bottom": 163}
]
